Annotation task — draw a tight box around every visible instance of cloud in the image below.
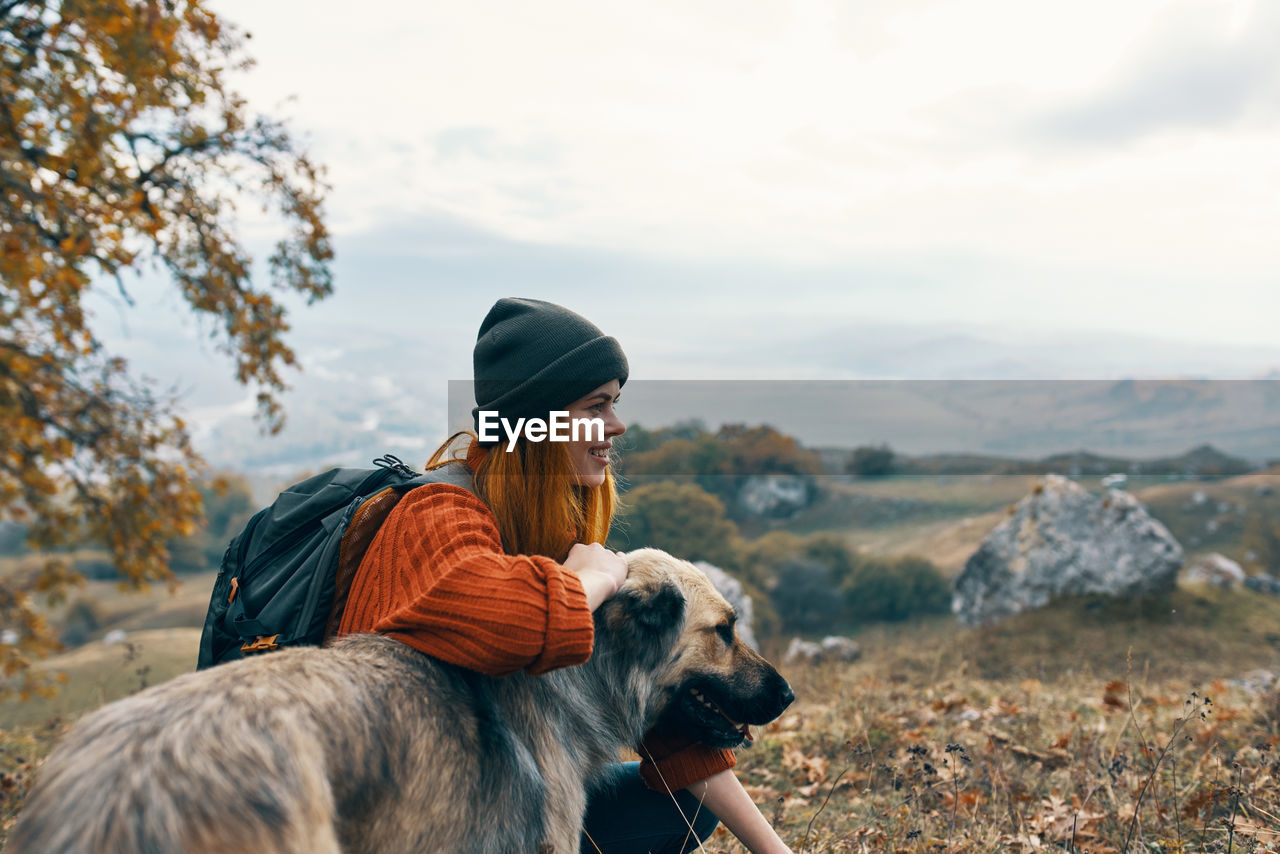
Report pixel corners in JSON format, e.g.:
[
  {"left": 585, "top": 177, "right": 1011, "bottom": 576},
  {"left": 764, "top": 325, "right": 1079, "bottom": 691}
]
[
  {"left": 434, "top": 127, "right": 499, "bottom": 160},
  {"left": 1030, "top": 2, "right": 1280, "bottom": 143}
]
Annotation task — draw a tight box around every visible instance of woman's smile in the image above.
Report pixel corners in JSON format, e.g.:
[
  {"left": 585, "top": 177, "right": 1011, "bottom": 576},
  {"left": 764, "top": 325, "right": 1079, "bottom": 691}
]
[{"left": 564, "top": 380, "right": 625, "bottom": 487}]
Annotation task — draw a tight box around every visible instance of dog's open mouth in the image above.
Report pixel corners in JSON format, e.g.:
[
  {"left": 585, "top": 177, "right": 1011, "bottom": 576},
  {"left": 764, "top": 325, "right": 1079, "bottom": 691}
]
[
  {"left": 690, "top": 688, "right": 753, "bottom": 743},
  {"left": 672, "top": 684, "right": 756, "bottom": 749}
]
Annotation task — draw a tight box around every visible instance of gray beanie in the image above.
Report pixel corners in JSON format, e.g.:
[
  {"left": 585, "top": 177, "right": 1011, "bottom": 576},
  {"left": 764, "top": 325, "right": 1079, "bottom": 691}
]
[{"left": 471, "top": 298, "right": 629, "bottom": 435}]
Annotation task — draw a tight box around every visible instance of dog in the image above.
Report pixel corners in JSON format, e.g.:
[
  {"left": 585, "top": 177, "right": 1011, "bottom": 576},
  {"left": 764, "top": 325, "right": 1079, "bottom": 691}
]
[{"left": 6, "top": 548, "right": 794, "bottom": 854}]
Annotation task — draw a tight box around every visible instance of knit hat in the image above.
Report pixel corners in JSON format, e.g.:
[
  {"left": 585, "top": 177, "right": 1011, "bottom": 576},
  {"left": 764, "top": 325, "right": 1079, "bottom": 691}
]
[{"left": 471, "top": 298, "right": 629, "bottom": 435}]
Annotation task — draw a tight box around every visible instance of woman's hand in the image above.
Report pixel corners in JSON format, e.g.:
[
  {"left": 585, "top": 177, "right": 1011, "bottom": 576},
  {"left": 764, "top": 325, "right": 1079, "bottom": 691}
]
[{"left": 563, "top": 543, "right": 628, "bottom": 611}]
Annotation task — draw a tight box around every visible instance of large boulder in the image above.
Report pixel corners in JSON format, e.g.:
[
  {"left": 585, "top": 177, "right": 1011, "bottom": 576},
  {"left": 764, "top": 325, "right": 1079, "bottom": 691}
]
[
  {"left": 694, "top": 560, "right": 759, "bottom": 649},
  {"left": 736, "top": 475, "right": 813, "bottom": 519},
  {"left": 952, "top": 475, "right": 1183, "bottom": 626}
]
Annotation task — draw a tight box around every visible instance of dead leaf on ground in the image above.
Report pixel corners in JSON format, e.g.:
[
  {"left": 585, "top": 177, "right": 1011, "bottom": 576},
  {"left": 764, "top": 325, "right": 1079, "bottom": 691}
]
[{"left": 1010, "top": 744, "right": 1071, "bottom": 769}]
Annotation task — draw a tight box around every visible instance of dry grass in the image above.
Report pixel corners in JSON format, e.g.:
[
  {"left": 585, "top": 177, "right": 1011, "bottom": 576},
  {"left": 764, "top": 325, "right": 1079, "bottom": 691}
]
[
  {"left": 704, "top": 591, "right": 1280, "bottom": 853},
  {"left": 711, "top": 665, "right": 1278, "bottom": 852},
  {"left": 0, "top": 628, "right": 201, "bottom": 727},
  {"left": 2, "top": 588, "right": 1279, "bottom": 851}
]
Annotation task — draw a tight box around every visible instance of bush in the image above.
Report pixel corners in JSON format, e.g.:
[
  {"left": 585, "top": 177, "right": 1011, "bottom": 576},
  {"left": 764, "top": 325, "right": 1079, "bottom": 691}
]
[
  {"left": 738, "top": 531, "right": 805, "bottom": 589},
  {"left": 847, "top": 444, "right": 895, "bottom": 477},
  {"left": 746, "top": 532, "right": 950, "bottom": 631},
  {"left": 608, "top": 481, "right": 742, "bottom": 570},
  {"left": 770, "top": 558, "right": 847, "bottom": 633},
  {"left": 60, "top": 599, "right": 104, "bottom": 648},
  {"left": 841, "top": 555, "right": 951, "bottom": 622}
]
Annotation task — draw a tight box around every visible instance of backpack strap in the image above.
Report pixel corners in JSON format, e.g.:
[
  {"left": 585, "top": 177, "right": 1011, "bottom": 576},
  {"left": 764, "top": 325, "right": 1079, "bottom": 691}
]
[
  {"left": 321, "top": 460, "right": 478, "bottom": 642},
  {"left": 401, "top": 460, "right": 475, "bottom": 495}
]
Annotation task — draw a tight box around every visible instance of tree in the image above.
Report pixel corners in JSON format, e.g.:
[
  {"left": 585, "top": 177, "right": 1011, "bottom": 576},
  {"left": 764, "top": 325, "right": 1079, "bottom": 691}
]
[
  {"left": 2, "top": 1, "right": 332, "bottom": 696},
  {"left": 619, "top": 422, "right": 822, "bottom": 519}
]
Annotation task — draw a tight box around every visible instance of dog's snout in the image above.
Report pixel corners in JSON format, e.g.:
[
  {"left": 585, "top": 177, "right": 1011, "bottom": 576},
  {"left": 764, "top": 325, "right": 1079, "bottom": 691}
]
[{"left": 759, "top": 669, "right": 795, "bottom": 721}]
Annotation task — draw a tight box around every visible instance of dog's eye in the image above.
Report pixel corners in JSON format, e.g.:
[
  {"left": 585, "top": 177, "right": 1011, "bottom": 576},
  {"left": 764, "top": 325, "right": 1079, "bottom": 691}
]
[{"left": 715, "top": 623, "right": 734, "bottom": 645}]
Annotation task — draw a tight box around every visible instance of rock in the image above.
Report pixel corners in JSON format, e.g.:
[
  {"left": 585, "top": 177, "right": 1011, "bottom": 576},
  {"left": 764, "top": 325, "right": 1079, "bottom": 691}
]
[
  {"left": 783, "top": 635, "right": 862, "bottom": 666},
  {"left": 694, "top": 560, "right": 758, "bottom": 649},
  {"left": 1183, "top": 553, "right": 1246, "bottom": 588},
  {"left": 736, "top": 475, "right": 813, "bottom": 519},
  {"left": 1229, "top": 669, "right": 1277, "bottom": 694},
  {"left": 1245, "top": 573, "right": 1280, "bottom": 595},
  {"left": 952, "top": 475, "right": 1183, "bottom": 626}
]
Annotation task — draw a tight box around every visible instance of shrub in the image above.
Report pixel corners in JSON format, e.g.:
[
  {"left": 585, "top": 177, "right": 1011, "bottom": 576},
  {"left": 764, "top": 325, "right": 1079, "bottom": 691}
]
[
  {"left": 847, "top": 444, "right": 895, "bottom": 477},
  {"left": 770, "top": 557, "right": 847, "bottom": 633},
  {"left": 60, "top": 599, "right": 104, "bottom": 648},
  {"left": 608, "top": 481, "right": 742, "bottom": 571},
  {"left": 841, "top": 554, "right": 951, "bottom": 622}
]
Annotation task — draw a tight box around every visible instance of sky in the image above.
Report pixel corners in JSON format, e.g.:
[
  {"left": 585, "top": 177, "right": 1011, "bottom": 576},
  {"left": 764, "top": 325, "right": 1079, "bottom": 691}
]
[{"left": 95, "top": 0, "right": 1280, "bottom": 423}]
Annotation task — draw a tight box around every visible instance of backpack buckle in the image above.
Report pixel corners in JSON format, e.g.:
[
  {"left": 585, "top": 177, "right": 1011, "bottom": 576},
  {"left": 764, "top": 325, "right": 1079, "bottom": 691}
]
[
  {"left": 373, "top": 454, "right": 419, "bottom": 477},
  {"left": 240, "top": 634, "right": 281, "bottom": 654}
]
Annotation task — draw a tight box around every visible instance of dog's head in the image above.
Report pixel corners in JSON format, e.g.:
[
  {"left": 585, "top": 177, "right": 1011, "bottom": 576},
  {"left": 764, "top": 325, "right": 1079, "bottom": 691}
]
[{"left": 599, "top": 548, "right": 794, "bottom": 749}]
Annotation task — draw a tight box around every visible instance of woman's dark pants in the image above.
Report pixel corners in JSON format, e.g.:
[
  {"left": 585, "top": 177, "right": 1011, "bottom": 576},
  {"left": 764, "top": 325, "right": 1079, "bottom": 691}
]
[{"left": 580, "top": 761, "right": 720, "bottom": 853}]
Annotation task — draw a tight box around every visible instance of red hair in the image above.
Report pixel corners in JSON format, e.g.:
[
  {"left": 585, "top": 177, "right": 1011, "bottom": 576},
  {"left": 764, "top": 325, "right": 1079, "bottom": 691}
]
[{"left": 425, "top": 432, "right": 617, "bottom": 562}]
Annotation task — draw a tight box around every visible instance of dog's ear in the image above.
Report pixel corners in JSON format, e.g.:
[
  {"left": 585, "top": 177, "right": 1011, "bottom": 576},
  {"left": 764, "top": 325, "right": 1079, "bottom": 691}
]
[
  {"left": 636, "top": 581, "right": 686, "bottom": 632},
  {"left": 606, "top": 580, "right": 686, "bottom": 640}
]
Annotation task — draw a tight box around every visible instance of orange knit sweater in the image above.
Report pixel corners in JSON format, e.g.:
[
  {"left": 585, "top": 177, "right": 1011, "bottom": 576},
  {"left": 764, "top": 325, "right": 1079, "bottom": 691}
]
[{"left": 336, "top": 442, "right": 736, "bottom": 792}]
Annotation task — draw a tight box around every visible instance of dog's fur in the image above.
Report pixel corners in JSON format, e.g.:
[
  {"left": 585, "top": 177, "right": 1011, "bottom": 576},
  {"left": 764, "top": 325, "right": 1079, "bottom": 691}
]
[{"left": 6, "top": 548, "right": 793, "bottom": 854}]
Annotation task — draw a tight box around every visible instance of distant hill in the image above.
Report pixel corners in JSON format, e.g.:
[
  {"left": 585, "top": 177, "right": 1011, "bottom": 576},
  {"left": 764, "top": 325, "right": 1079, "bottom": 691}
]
[
  {"left": 191, "top": 372, "right": 1280, "bottom": 477},
  {"left": 819, "top": 443, "right": 1258, "bottom": 478}
]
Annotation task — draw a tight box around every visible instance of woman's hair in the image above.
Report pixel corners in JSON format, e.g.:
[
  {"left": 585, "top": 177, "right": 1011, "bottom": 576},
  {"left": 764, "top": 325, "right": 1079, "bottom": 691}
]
[{"left": 425, "top": 431, "right": 617, "bottom": 562}]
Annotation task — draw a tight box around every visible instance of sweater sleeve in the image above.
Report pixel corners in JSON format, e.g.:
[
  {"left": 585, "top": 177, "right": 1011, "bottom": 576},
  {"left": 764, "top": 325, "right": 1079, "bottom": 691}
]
[
  {"left": 337, "top": 483, "right": 594, "bottom": 677},
  {"left": 636, "top": 729, "right": 739, "bottom": 792}
]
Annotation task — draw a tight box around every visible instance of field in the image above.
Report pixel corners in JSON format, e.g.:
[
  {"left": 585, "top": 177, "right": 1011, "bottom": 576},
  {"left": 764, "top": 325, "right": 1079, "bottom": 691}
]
[
  {"left": 707, "top": 589, "right": 1280, "bottom": 853},
  {"left": 2, "top": 473, "right": 1278, "bottom": 850},
  {"left": 2, "top": 587, "right": 1278, "bottom": 850}
]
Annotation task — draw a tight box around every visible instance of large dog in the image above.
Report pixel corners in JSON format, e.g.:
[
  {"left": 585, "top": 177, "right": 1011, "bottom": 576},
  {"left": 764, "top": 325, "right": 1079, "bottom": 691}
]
[{"left": 7, "top": 548, "right": 793, "bottom": 854}]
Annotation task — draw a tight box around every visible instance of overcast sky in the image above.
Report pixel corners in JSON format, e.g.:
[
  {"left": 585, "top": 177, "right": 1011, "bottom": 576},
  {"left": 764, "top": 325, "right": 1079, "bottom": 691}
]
[{"left": 102, "top": 0, "right": 1280, "bottom": 413}]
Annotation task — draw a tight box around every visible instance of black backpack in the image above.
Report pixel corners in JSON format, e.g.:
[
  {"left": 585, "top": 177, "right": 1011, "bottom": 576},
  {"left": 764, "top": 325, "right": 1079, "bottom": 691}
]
[{"left": 196, "top": 454, "right": 475, "bottom": 669}]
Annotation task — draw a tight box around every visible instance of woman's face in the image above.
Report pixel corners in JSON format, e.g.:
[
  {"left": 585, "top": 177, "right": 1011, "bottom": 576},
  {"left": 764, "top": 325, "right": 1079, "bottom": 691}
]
[{"left": 562, "top": 379, "right": 625, "bottom": 487}]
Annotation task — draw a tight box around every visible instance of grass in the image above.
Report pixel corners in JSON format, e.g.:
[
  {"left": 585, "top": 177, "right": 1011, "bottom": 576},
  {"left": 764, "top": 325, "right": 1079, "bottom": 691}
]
[
  {"left": 2, "top": 469, "right": 1278, "bottom": 848},
  {"left": 715, "top": 666, "right": 1279, "bottom": 852},
  {"left": 0, "top": 628, "right": 202, "bottom": 836},
  {"left": 706, "top": 591, "right": 1280, "bottom": 853},
  {"left": 3, "top": 590, "right": 1279, "bottom": 850},
  {"left": 0, "top": 628, "right": 201, "bottom": 727}
]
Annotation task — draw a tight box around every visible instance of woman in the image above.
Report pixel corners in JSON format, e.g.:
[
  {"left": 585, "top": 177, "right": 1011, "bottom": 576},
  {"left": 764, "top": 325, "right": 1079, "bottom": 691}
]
[{"left": 338, "top": 298, "right": 792, "bottom": 854}]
